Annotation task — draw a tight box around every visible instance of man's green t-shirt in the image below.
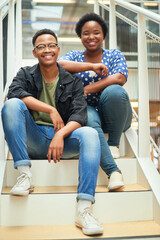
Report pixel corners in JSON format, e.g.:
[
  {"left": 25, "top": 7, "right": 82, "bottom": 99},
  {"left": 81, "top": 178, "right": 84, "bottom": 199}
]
[{"left": 31, "top": 74, "right": 59, "bottom": 126}]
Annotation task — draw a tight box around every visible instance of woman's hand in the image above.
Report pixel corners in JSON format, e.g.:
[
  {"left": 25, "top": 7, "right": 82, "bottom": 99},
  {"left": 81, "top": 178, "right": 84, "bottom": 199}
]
[
  {"left": 92, "top": 63, "right": 108, "bottom": 76},
  {"left": 84, "top": 73, "right": 126, "bottom": 96},
  {"left": 47, "top": 132, "right": 64, "bottom": 163},
  {"left": 84, "top": 86, "right": 90, "bottom": 97},
  {"left": 58, "top": 60, "right": 108, "bottom": 75}
]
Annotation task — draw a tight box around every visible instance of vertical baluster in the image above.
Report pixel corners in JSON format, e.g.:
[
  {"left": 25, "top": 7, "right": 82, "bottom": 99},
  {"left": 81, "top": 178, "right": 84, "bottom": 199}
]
[
  {"left": 16, "top": 0, "right": 22, "bottom": 70},
  {"left": 0, "top": 8, "right": 5, "bottom": 162},
  {"left": 109, "top": 0, "right": 117, "bottom": 49},
  {"left": 138, "top": 14, "right": 150, "bottom": 158}
]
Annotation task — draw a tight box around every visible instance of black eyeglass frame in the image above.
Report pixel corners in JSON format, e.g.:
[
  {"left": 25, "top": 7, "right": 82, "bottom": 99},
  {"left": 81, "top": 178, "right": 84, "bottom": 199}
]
[{"left": 34, "top": 42, "right": 58, "bottom": 50}]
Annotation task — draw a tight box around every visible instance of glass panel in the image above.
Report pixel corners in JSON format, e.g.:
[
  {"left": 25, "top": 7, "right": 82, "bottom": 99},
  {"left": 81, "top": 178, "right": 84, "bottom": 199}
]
[
  {"left": 3, "top": 15, "right": 8, "bottom": 90},
  {"left": 22, "top": 0, "right": 93, "bottom": 59}
]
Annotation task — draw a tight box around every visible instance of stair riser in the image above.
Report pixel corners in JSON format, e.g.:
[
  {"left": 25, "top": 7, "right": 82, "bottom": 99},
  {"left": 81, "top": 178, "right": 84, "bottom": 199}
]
[
  {"left": 5, "top": 158, "right": 137, "bottom": 187},
  {"left": 0, "top": 191, "right": 153, "bottom": 226}
]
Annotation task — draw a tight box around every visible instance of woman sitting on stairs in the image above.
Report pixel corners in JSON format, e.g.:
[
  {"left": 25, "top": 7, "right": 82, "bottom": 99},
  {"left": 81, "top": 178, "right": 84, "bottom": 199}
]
[{"left": 58, "top": 12, "right": 132, "bottom": 189}]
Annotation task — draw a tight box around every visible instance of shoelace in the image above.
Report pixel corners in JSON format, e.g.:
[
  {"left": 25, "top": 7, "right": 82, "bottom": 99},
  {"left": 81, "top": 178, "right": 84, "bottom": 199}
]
[
  {"left": 14, "top": 173, "right": 29, "bottom": 187},
  {"left": 81, "top": 208, "right": 100, "bottom": 227}
]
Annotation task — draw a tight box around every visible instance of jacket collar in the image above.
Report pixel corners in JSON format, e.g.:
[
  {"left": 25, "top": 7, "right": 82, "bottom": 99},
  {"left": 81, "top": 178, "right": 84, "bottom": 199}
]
[
  {"left": 28, "top": 62, "right": 74, "bottom": 85},
  {"left": 28, "top": 64, "right": 42, "bottom": 91},
  {"left": 57, "top": 63, "right": 74, "bottom": 85}
]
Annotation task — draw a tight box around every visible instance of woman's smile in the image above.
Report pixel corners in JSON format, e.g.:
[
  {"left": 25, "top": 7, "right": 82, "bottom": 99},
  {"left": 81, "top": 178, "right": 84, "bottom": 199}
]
[{"left": 81, "top": 21, "right": 104, "bottom": 51}]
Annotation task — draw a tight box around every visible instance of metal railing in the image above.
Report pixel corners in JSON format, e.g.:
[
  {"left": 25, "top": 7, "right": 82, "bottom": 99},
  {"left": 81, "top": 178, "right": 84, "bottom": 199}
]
[
  {"left": 95, "top": 0, "right": 160, "bottom": 206},
  {"left": 132, "top": 108, "right": 160, "bottom": 172},
  {"left": 94, "top": 0, "right": 160, "bottom": 159},
  {"left": 0, "top": 0, "right": 22, "bottom": 193}
]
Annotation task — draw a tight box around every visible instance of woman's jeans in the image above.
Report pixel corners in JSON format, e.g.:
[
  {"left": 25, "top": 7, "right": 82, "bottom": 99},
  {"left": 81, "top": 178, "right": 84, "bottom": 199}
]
[
  {"left": 87, "top": 85, "right": 132, "bottom": 176},
  {"left": 1, "top": 98, "right": 101, "bottom": 203}
]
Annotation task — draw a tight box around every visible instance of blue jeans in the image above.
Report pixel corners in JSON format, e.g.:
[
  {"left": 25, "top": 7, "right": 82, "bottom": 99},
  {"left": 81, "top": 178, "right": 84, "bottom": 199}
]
[
  {"left": 1, "top": 98, "right": 101, "bottom": 203},
  {"left": 87, "top": 85, "right": 132, "bottom": 176}
]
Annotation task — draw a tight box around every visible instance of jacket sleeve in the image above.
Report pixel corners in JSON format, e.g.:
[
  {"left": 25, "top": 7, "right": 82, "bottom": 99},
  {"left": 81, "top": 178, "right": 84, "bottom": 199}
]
[
  {"left": 67, "top": 75, "right": 87, "bottom": 126},
  {"left": 7, "top": 67, "right": 33, "bottom": 99}
]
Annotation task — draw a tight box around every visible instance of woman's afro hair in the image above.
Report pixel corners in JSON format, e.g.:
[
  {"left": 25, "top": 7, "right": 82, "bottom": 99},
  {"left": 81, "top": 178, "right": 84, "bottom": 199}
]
[{"left": 75, "top": 12, "right": 108, "bottom": 39}]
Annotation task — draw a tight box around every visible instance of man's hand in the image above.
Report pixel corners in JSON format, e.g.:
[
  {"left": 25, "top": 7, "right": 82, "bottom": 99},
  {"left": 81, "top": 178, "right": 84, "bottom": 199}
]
[
  {"left": 49, "top": 108, "right": 64, "bottom": 132},
  {"left": 47, "top": 121, "right": 81, "bottom": 163},
  {"left": 21, "top": 97, "right": 64, "bottom": 132},
  {"left": 47, "top": 132, "right": 64, "bottom": 163},
  {"left": 92, "top": 63, "right": 108, "bottom": 76}
]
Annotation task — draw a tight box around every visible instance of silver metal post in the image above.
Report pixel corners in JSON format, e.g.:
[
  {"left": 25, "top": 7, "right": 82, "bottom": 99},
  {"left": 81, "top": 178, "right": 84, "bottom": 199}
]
[
  {"left": 109, "top": 0, "right": 117, "bottom": 49},
  {"left": 0, "top": 8, "right": 5, "bottom": 161},
  {"left": 94, "top": 0, "right": 100, "bottom": 15},
  {"left": 7, "top": 0, "right": 15, "bottom": 86},
  {"left": 138, "top": 14, "right": 150, "bottom": 158},
  {"left": 16, "top": 0, "right": 22, "bottom": 70}
]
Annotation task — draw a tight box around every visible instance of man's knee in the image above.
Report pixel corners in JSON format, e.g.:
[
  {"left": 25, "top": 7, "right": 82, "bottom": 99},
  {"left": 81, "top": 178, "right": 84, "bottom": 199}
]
[
  {"left": 78, "top": 126, "right": 98, "bottom": 138},
  {"left": 1, "top": 98, "right": 26, "bottom": 125},
  {"left": 75, "top": 126, "right": 99, "bottom": 146},
  {"left": 2, "top": 98, "right": 26, "bottom": 114}
]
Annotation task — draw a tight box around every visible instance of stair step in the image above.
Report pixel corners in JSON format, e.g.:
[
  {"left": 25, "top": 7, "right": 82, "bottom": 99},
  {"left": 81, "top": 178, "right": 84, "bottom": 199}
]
[
  {"left": 0, "top": 221, "right": 160, "bottom": 239},
  {"left": 2, "top": 184, "right": 150, "bottom": 194},
  {"left": 5, "top": 158, "right": 139, "bottom": 186},
  {"left": 0, "top": 184, "right": 153, "bottom": 226}
]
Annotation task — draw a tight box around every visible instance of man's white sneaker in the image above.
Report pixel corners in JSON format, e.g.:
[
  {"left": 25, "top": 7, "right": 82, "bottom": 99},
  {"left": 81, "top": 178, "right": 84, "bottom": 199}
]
[
  {"left": 75, "top": 207, "right": 103, "bottom": 236},
  {"left": 10, "top": 173, "right": 34, "bottom": 196},
  {"left": 109, "top": 146, "right": 120, "bottom": 159},
  {"left": 108, "top": 171, "right": 124, "bottom": 191}
]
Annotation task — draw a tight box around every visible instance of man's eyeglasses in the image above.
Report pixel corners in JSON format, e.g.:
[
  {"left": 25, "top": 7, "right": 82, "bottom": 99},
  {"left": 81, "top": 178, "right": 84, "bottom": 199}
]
[{"left": 34, "top": 42, "right": 58, "bottom": 51}]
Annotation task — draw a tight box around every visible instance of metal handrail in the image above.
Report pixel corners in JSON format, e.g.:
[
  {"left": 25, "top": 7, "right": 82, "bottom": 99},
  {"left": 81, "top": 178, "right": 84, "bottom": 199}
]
[
  {"left": 98, "top": 1, "right": 160, "bottom": 43},
  {"left": 132, "top": 108, "right": 160, "bottom": 158},
  {"left": 0, "top": 0, "right": 9, "bottom": 9},
  {"left": 114, "top": 0, "right": 160, "bottom": 24}
]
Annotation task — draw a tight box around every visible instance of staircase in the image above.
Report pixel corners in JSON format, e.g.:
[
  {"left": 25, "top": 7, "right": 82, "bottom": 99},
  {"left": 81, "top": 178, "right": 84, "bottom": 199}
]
[
  {"left": 1, "top": 132, "right": 160, "bottom": 240},
  {"left": 1, "top": 0, "right": 160, "bottom": 239}
]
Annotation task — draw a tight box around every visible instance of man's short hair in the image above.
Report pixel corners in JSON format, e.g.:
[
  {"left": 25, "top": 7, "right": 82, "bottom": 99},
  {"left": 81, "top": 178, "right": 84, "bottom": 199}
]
[
  {"left": 32, "top": 29, "right": 58, "bottom": 46},
  {"left": 75, "top": 13, "right": 108, "bottom": 39}
]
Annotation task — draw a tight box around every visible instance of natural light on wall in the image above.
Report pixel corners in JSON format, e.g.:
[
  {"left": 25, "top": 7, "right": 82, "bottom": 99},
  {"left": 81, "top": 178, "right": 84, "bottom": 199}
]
[
  {"left": 87, "top": 0, "right": 110, "bottom": 4},
  {"left": 32, "top": 0, "right": 159, "bottom": 6},
  {"left": 32, "top": 0, "right": 76, "bottom": 3},
  {"left": 130, "top": 101, "right": 158, "bottom": 130},
  {"left": 58, "top": 37, "right": 80, "bottom": 42},
  {"left": 131, "top": 101, "right": 138, "bottom": 108},
  {"left": 143, "top": 2, "right": 158, "bottom": 7}
]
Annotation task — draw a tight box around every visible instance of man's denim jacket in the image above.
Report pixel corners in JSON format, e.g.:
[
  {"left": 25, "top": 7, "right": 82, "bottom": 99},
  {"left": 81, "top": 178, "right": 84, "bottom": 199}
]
[{"left": 7, "top": 63, "right": 87, "bottom": 126}]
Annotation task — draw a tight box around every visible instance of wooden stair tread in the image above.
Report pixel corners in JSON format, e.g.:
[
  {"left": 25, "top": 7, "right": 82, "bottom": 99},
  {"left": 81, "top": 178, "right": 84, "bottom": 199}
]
[
  {"left": 2, "top": 184, "right": 150, "bottom": 194},
  {"left": 7, "top": 151, "right": 135, "bottom": 160},
  {"left": 0, "top": 221, "right": 160, "bottom": 239}
]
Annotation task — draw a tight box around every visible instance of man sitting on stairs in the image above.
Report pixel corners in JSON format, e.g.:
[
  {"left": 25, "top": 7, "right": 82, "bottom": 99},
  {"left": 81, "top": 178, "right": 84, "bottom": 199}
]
[{"left": 1, "top": 28, "right": 105, "bottom": 236}]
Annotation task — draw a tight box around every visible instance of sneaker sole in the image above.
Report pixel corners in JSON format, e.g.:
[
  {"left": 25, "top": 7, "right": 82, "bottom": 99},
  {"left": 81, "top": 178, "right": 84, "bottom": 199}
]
[
  {"left": 10, "top": 186, "right": 34, "bottom": 196},
  {"left": 112, "top": 155, "right": 120, "bottom": 159},
  {"left": 75, "top": 222, "right": 103, "bottom": 236},
  {"left": 108, "top": 183, "right": 124, "bottom": 191}
]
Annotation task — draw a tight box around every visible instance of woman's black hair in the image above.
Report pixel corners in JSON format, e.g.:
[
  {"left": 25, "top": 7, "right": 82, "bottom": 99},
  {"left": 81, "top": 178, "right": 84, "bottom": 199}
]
[
  {"left": 32, "top": 28, "right": 58, "bottom": 46},
  {"left": 75, "top": 13, "right": 108, "bottom": 39}
]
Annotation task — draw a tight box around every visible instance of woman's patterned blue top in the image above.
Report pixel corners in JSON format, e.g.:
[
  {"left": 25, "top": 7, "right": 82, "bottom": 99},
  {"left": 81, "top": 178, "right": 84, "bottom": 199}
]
[{"left": 59, "top": 48, "right": 128, "bottom": 107}]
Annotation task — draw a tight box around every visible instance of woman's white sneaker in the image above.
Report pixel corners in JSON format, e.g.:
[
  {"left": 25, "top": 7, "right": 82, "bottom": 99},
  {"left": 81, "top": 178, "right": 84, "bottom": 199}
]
[
  {"left": 109, "top": 146, "right": 120, "bottom": 159},
  {"left": 108, "top": 171, "right": 124, "bottom": 191},
  {"left": 75, "top": 207, "right": 103, "bottom": 236},
  {"left": 10, "top": 173, "right": 34, "bottom": 196}
]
